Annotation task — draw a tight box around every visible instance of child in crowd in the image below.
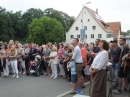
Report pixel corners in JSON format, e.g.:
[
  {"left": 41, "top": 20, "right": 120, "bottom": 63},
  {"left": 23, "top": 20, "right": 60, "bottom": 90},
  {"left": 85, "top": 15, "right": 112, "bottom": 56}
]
[
  {"left": 30, "top": 55, "right": 41, "bottom": 66},
  {"left": 67, "top": 53, "right": 77, "bottom": 94}
]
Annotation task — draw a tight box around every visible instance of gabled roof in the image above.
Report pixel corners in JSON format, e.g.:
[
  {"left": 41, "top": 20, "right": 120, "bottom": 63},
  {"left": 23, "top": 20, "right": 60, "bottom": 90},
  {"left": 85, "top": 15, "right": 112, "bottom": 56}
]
[
  {"left": 85, "top": 7, "right": 113, "bottom": 33},
  {"left": 67, "top": 6, "right": 116, "bottom": 33},
  {"left": 106, "top": 22, "right": 121, "bottom": 36}
]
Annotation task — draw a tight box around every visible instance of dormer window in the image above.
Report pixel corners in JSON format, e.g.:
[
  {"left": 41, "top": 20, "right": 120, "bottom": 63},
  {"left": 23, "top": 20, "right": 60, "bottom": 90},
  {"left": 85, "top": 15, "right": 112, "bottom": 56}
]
[{"left": 105, "top": 25, "right": 109, "bottom": 29}]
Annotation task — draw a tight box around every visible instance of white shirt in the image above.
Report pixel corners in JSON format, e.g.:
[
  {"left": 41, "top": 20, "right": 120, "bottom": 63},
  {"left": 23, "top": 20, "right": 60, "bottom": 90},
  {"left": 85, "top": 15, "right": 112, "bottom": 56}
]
[
  {"left": 72, "top": 45, "right": 83, "bottom": 63},
  {"left": 91, "top": 50, "right": 109, "bottom": 70},
  {"left": 50, "top": 51, "right": 58, "bottom": 65}
]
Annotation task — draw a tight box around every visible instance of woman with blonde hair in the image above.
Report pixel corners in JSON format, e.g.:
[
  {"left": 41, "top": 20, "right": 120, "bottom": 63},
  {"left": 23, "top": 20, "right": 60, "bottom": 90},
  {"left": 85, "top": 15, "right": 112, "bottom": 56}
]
[
  {"left": 9, "top": 45, "right": 19, "bottom": 78},
  {"left": 49, "top": 47, "right": 58, "bottom": 79}
]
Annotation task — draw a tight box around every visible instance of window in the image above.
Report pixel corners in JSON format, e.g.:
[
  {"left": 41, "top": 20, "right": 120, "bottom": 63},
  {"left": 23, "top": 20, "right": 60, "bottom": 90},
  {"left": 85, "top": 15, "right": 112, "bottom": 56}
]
[
  {"left": 92, "top": 26, "right": 96, "bottom": 30},
  {"left": 106, "top": 34, "right": 113, "bottom": 38},
  {"left": 75, "top": 27, "right": 78, "bottom": 31},
  {"left": 77, "top": 35, "right": 80, "bottom": 38},
  {"left": 105, "top": 25, "right": 109, "bottom": 29},
  {"left": 70, "top": 35, "right": 74, "bottom": 39},
  {"left": 88, "top": 19, "right": 90, "bottom": 22},
  {"left": 84, "top": 26, "right": 87, "bottom": 30},
  {"left": 98, "top": 34, "right": 102, "bottom": 38},
  {"left": 81, "top": 20, "right": 82, "bottom": 22},
  {"left": 91, "top": 34, "right": 94, "bottom": 38},
  {"left": 85, "top": 35, "right": 87, "bottom": 38}
]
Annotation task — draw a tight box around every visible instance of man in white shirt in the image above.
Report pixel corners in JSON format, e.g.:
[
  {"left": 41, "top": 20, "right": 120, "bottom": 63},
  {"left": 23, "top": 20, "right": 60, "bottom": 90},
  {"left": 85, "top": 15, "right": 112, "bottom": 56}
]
[{"left": 72, "top": 38, "right": 83, "bottom": 92}]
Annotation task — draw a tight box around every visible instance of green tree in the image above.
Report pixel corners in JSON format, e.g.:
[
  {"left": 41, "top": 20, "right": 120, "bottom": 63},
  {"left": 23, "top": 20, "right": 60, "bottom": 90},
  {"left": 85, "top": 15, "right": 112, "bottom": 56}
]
[
  {"left": 27, "top": 16, "right": 64, "bottom": 44},
  {"left": 127, "top": 30, "right": 130, "bottom": 35},
  {"left": 22, "top": 8, "right": 44, "bottom": 24},
  {"left": 43, "top": 8, "right": 75, "bottom": 41},
  {"left": 122, "top": 30, "right": 130, "bottom": 37},
  {"left": 0, "top": 6, "right": 74, "bottom": 43},
  {"left": 0, "top": 7, "right": 11, "bottom": 41},
  {"left": 43, "top": 8, "right": 75, "bottom": 32}
]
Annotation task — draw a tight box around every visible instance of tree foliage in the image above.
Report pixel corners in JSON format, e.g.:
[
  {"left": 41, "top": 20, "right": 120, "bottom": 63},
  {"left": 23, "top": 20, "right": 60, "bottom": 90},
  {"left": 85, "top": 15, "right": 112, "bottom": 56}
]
[
  {"left": 43, "top": 8, "right": 75, "bottom": 32},
  {"left": 0, "top": 6, "right": 75, "bottom": 43},
  {"left": 27, "top": 16, "right": 64, "bottom": 44},
  {"left": 122, "top": 30, "right": 130, "bottom": 37}
]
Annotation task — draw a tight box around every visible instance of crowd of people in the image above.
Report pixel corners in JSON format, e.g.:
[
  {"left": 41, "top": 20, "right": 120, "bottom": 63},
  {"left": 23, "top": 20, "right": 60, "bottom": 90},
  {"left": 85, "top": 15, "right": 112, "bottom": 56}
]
[{"left": 0, "top": 38, "right": 130, "bottom": 96}]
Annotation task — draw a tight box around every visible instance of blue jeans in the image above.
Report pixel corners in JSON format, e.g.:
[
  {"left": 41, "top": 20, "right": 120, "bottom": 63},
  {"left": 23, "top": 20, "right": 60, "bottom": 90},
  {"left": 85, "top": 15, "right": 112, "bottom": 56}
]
[{"left": 112, "top": 63, "right": 120, "bottom": 87}]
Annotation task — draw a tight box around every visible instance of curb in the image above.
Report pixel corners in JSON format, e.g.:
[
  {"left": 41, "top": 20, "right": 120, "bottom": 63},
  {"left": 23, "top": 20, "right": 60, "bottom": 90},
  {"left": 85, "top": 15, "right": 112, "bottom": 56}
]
[{"left": 57, "top": 82, "right": 90, "bottom": 97}]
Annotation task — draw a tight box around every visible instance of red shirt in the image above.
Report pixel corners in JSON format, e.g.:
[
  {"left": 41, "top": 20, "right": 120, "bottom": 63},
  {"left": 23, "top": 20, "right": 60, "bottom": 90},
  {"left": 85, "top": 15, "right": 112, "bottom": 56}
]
[{"left": 81, "top": 48, "right": 87, "bottom": 67}]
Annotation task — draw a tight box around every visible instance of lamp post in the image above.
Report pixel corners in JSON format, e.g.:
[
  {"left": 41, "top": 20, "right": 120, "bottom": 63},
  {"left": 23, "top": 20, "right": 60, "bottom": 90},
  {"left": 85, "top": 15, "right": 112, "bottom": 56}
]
[
  {"left": 81, "top": 2, "right": 91, "bottom": 43},
  {"left": 10, "top": 32, "right": 13, "bottom": 40}
]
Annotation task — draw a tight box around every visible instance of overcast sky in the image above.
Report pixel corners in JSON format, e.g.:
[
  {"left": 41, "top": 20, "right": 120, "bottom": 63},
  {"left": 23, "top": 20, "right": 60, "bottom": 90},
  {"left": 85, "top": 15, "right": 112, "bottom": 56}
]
[{"left": 0, "top": 0, "right": 130, "bottom": 32}]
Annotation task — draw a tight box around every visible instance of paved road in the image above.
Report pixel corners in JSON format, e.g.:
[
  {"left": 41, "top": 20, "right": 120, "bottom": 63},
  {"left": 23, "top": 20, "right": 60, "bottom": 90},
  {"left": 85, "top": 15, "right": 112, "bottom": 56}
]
[
  {"left": 0, "top": 74, "right": 72, "bottom": 97},
  {"left": 0, "top": 73, "right": 129, "bottom": 97}
]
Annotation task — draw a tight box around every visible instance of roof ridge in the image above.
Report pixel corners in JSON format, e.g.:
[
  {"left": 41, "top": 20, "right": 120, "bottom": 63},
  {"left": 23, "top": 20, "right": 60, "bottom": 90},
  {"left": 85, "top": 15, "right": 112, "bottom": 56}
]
[
  {"left": 106, "top": 21, "right": 121, "bottom": 23},
  {"left": 85, "top": 6, "right": 113, "bottom": 33}
]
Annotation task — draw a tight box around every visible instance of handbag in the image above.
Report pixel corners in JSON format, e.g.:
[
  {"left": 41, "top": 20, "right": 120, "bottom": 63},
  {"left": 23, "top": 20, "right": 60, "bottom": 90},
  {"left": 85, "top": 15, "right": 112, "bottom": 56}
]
[
  {"left": 22, "top": 54, "right": 29, "bottom": 60},
  {"left": 59, "top": 58, "right": 64, "bottom": 64}
]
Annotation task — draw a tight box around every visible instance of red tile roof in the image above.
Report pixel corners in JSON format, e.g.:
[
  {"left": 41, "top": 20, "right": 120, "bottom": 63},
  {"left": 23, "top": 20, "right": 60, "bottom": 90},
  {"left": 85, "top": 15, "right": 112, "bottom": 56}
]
[
  {"left": 85, "top": 7, "right": 114, "bottom": 33},
  {"left": 106, "top": 22, "right": 121, "bottom": 38}
]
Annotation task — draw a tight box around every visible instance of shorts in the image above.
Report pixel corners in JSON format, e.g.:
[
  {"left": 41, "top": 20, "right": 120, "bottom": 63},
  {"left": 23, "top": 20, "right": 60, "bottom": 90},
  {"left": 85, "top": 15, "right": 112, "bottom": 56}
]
[
  {"left": 118, "top": 66, "right": 127, "bottom": 78},
  {"left": 84, "top": 65, "right": 90, "bottom": 75},
  {"left": 44, "top": 60, "right": 49, "bottom": 67},
  {"left": 75, "top": 63, "right": 83, "bottom": 76},
  {"left": 19, "top": 60, "right": 25, "bottom": 68},
  {"left": 71, "top": 74, "right": 77, "bottom": 83}
]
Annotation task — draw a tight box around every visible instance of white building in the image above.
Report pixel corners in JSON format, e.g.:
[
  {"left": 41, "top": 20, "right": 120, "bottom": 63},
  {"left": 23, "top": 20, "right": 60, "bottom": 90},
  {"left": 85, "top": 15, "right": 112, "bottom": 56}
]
[{"left": 66, "top": 6, "right": 121, "bottom": 44}]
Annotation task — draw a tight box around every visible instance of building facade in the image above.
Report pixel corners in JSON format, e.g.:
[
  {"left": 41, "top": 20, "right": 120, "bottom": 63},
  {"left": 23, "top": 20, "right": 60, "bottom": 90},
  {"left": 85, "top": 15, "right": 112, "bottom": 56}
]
[{"left": 66, "top": 7, "right": 121, "bottom": 44}]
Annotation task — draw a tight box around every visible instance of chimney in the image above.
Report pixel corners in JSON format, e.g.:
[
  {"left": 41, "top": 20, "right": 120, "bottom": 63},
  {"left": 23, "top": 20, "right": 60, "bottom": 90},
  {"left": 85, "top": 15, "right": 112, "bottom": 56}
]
[{"left": 96, "top": 8, "right": 98, "bottom": 14}]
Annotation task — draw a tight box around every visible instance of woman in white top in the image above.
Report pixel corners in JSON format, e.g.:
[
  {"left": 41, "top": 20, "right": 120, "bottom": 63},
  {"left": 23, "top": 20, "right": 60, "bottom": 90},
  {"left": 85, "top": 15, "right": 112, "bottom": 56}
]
[
  {"left": 89, "top": 40, "right": 109, "bottom": 97},
  {"left": 49, "top": 47, "right": 58, "bottom": 79}
]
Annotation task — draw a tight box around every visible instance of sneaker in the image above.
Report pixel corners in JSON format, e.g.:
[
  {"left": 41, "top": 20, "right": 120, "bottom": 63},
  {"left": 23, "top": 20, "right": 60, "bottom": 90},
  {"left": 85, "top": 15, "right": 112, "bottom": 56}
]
[
  {"left": 2, "top": 76, "right": 6, "bottom": 78},
  {"left": 44, "top": 72, "right": 47, "bottom": 75},
  {"left": 124, "top": 87, "right": 129, "bottom": 91},
  {"left": 19, "top": 72, "right": 22, "bottom": 74},
  {"left": 23, "top": 72, "right": 26, "bottom": 75},
  {"left": 16, "top": 76, "right": 19, "bottom": 79},
  {"left": 76, "top": 88, "right": 83, "bottom": 94},
  {"left": 12, "top": 75, "right": 16, "bottom": 77},
  {"left": 114, "top": 90, "right": 121, "bottom": 94},
  {"left": 53, "top": 77, "right": 57, "bottom": 79},
  {"left": 50, "top": 75, "right": 54, "bottom": 78}
]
